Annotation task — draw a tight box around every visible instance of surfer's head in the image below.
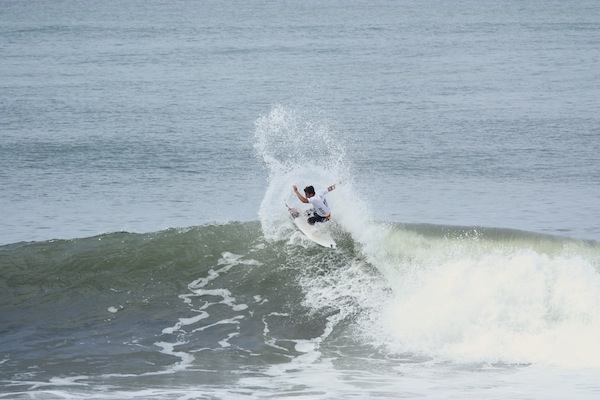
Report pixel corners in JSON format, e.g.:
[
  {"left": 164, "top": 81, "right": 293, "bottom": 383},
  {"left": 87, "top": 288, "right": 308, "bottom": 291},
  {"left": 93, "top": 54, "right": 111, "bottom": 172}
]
[{"left": 304, "top": 186, "right": 315, "bottom": 197}]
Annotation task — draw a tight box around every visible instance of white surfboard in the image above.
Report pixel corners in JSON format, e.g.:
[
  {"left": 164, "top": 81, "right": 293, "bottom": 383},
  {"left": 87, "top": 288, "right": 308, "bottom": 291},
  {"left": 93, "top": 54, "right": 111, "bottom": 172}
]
[{"left": 287, "top": 206, "right": 336, "bottom": 249}]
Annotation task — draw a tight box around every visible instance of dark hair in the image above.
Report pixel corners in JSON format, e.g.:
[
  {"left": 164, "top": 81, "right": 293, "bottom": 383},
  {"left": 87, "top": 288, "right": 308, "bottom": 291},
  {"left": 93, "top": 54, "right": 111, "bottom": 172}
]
[{"left": 304, "top": 186, "right": 315, "bottom": 195}]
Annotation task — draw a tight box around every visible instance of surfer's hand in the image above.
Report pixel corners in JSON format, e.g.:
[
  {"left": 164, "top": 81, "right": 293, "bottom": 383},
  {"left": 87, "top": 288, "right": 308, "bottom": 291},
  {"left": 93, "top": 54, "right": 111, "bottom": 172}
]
[{"left": 293, "top": 185, "right": 298, "bottom": 192}]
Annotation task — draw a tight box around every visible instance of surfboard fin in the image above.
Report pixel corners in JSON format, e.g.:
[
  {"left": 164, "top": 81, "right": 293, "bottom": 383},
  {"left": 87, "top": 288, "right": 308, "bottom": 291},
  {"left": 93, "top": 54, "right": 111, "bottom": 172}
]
[{"left": 285, "top": 202, "right": 300, "bottom": 218}]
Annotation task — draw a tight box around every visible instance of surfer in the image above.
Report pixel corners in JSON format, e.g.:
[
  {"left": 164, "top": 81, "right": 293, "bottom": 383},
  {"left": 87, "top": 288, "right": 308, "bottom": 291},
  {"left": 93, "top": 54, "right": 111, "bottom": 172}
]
[{"left": 292, "top": 184, "right": 336, "bottom": 225}]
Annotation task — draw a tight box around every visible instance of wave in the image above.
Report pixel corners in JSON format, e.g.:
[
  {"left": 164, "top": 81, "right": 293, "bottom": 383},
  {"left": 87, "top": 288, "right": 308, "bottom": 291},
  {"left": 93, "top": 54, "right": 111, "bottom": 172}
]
[
  {"left": 2, "top": 220, "right": 600, "bottom": 380},
  {"left": 3, "top": 105, "right": 600, "bottom": 396},
  {"left": 250, "top": 103, "right": 600, "bottom": 370}
]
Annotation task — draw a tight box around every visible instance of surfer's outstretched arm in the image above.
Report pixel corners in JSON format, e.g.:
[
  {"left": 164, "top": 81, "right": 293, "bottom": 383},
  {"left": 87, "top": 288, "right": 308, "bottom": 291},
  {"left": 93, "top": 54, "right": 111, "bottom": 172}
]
[{"left": 293, "top": 185, "right": 309, "bottom": 203}]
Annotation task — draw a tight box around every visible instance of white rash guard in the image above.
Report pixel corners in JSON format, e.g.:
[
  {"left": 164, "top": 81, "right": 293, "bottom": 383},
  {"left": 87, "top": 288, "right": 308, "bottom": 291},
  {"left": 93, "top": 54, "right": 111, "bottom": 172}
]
[{"left": 308, "top": 189, "right": 331, "bottom": 217}]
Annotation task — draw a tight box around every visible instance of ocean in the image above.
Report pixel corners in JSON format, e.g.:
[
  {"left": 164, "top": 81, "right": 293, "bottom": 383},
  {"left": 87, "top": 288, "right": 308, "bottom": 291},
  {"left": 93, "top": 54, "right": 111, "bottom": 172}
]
[{"left": 1, "top": 0, "right": 600, "bottom": 398}]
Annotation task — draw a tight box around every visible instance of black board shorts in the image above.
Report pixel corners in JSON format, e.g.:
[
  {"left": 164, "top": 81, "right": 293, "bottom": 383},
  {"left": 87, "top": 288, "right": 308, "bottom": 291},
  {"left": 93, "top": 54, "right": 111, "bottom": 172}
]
[{"left": 308, "top": 213, "right": 330, "bottom": 224}]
